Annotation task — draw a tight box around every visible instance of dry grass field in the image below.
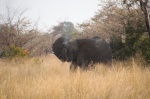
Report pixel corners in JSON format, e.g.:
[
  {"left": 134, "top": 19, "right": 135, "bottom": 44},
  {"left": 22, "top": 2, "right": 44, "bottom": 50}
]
[{"left": 0, "top": 54, "right": 150, "bottom": 99}]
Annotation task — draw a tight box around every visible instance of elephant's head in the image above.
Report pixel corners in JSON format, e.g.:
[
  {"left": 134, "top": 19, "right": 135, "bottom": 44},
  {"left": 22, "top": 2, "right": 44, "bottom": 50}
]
[
  {"left": 52, "top": 37, "right": 69, "bottom": 62},
  {"left": 52, "top": 37, "right": 78, "bottom": 62},
  {"left": 63, "top": 40, "right": 78, "bottom": 62}
]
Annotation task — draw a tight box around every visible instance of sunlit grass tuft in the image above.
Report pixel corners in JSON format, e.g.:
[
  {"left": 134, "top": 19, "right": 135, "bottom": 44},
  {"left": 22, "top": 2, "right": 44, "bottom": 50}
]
[{"left": 0, "top": 54, "right": 149, "bottom": 99}]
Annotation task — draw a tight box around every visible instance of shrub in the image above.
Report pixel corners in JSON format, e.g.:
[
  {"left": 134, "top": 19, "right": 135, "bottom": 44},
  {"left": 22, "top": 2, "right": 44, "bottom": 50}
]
[
  {"left": 139, "top": 38, "right": 150, "bottom": 63},
  {"left": 110, "top": 35, "right": 150, "bottom": 64},
  {"left": 0, "top": 45, "right": 29, "bottom": 58}
]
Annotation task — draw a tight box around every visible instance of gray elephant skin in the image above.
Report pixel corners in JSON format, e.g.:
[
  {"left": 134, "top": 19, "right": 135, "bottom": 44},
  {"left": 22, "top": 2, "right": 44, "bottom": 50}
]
[{"left": 52, "top": 36, "right": 112, "bottom": 70}]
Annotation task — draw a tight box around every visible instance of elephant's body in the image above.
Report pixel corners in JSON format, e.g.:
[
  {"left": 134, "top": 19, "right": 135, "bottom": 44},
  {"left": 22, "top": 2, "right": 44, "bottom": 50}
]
[{"left": 52, "top": 36, "right": 112, "bottom": 70}]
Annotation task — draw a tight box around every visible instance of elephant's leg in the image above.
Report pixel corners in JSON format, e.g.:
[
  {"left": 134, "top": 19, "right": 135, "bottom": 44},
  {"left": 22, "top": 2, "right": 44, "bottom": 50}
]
[
  {"left": 80, "top": 60, "right": 89, "bottom": 70},
  {"left": 76, "top": 56, "right": 89, "bottom": 70},
  {"left": 70, "top": 62, "right": 78, "bottom": 71}
]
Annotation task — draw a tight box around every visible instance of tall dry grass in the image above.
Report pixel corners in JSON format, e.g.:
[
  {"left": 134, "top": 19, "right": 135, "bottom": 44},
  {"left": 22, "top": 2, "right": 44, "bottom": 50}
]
[{"left": 0, "top": 54, "right": 149, "bottom": 99}]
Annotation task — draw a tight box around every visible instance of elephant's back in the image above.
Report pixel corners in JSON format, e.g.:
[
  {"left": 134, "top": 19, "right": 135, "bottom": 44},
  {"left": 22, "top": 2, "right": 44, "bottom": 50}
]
[
  {"left": 77, "top": 37, "right": 112, "bottom": 63},
  {"left": 76, "top": 39, "right": 95, "bottom": 48}
]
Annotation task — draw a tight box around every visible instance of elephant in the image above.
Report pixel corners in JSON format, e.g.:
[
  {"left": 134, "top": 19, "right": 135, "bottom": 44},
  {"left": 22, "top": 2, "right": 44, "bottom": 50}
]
[{"left": 52, "top": 36, "right": 112, "bottom": 70}]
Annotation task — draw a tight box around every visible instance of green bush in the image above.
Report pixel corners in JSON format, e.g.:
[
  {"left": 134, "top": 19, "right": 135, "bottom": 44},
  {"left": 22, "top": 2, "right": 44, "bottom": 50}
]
[
  {"left": 110, "top": 36, "right": 126, "bottom": 60},
  {"left": 139, "top": 38, "right": 150, "bottom": 63},
  {"left": 110, "top": 35, "right": 150, "bottom": 64},
  {"left": 109, "top": 15, "right": 149, "bottom": 62},
  {"left": 0, "top": 45, "right": 29, "bottom": 58}
]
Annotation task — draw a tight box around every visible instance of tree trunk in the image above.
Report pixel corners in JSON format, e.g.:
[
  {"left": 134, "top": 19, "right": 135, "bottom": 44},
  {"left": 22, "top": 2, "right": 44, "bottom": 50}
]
[
  {"left": 140, "top": 0, "right": 150, "bottom": 37},
  {"left": 144, "top": 8, "right": 150, "bottom": 37}
]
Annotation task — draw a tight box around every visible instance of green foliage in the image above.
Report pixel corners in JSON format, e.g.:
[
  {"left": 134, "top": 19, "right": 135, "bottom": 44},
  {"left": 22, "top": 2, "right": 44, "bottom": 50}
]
[
  {"left": 139, "top": 38, "right": 150, "bottom": 63},
  {"left": 110, "top": 35, "right": 150, "bottom": 64},
  {"left": 0, "top": 45, "right": 29, "bottom": 58},
  {"left": 110, "top": 34, "right": 142, "bottom": 61},
  {"left": 110, "top": 16, "right": 149, "bottom": 62},
  {"left": 110, "top": 36, "right": 125, "bottom": 60}
]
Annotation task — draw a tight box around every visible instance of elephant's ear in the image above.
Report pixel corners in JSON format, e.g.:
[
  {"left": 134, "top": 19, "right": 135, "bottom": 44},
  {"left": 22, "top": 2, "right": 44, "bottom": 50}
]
[
  {"left": 63, "top": 41, "right": 69, "bottom": 48},
  {"left": 70, "top": 40, "right": 78, "bottom": 51},
  {"left": 61, "top": 48, "right": 68, "bottom": 61},
  {"left": 62, "top": 47, "right": 67, "bottom": 54}
]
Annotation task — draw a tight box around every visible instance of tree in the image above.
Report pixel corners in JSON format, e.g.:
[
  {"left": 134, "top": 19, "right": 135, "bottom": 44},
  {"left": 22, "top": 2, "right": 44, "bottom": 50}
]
[
  {"left": 0, "top": 7, "right": 37, "bottom": 46},
  {"left": 123, "top": 0, "right": 150, "bottom": 37},
  {"left": 79, "top": 1, "right": 146, "bottom": 40},
  {"left": 51, "top": 21, "right": 77, "bottom": 39},
  {"left": 0, "top": 6, "right": 40, "bottom": 57}
]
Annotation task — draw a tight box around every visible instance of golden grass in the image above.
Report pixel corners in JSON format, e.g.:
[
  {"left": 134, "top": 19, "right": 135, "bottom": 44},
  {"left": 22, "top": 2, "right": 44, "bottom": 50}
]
[{"left": 0, "top": 54, "right": 149, "bottom": 99}]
